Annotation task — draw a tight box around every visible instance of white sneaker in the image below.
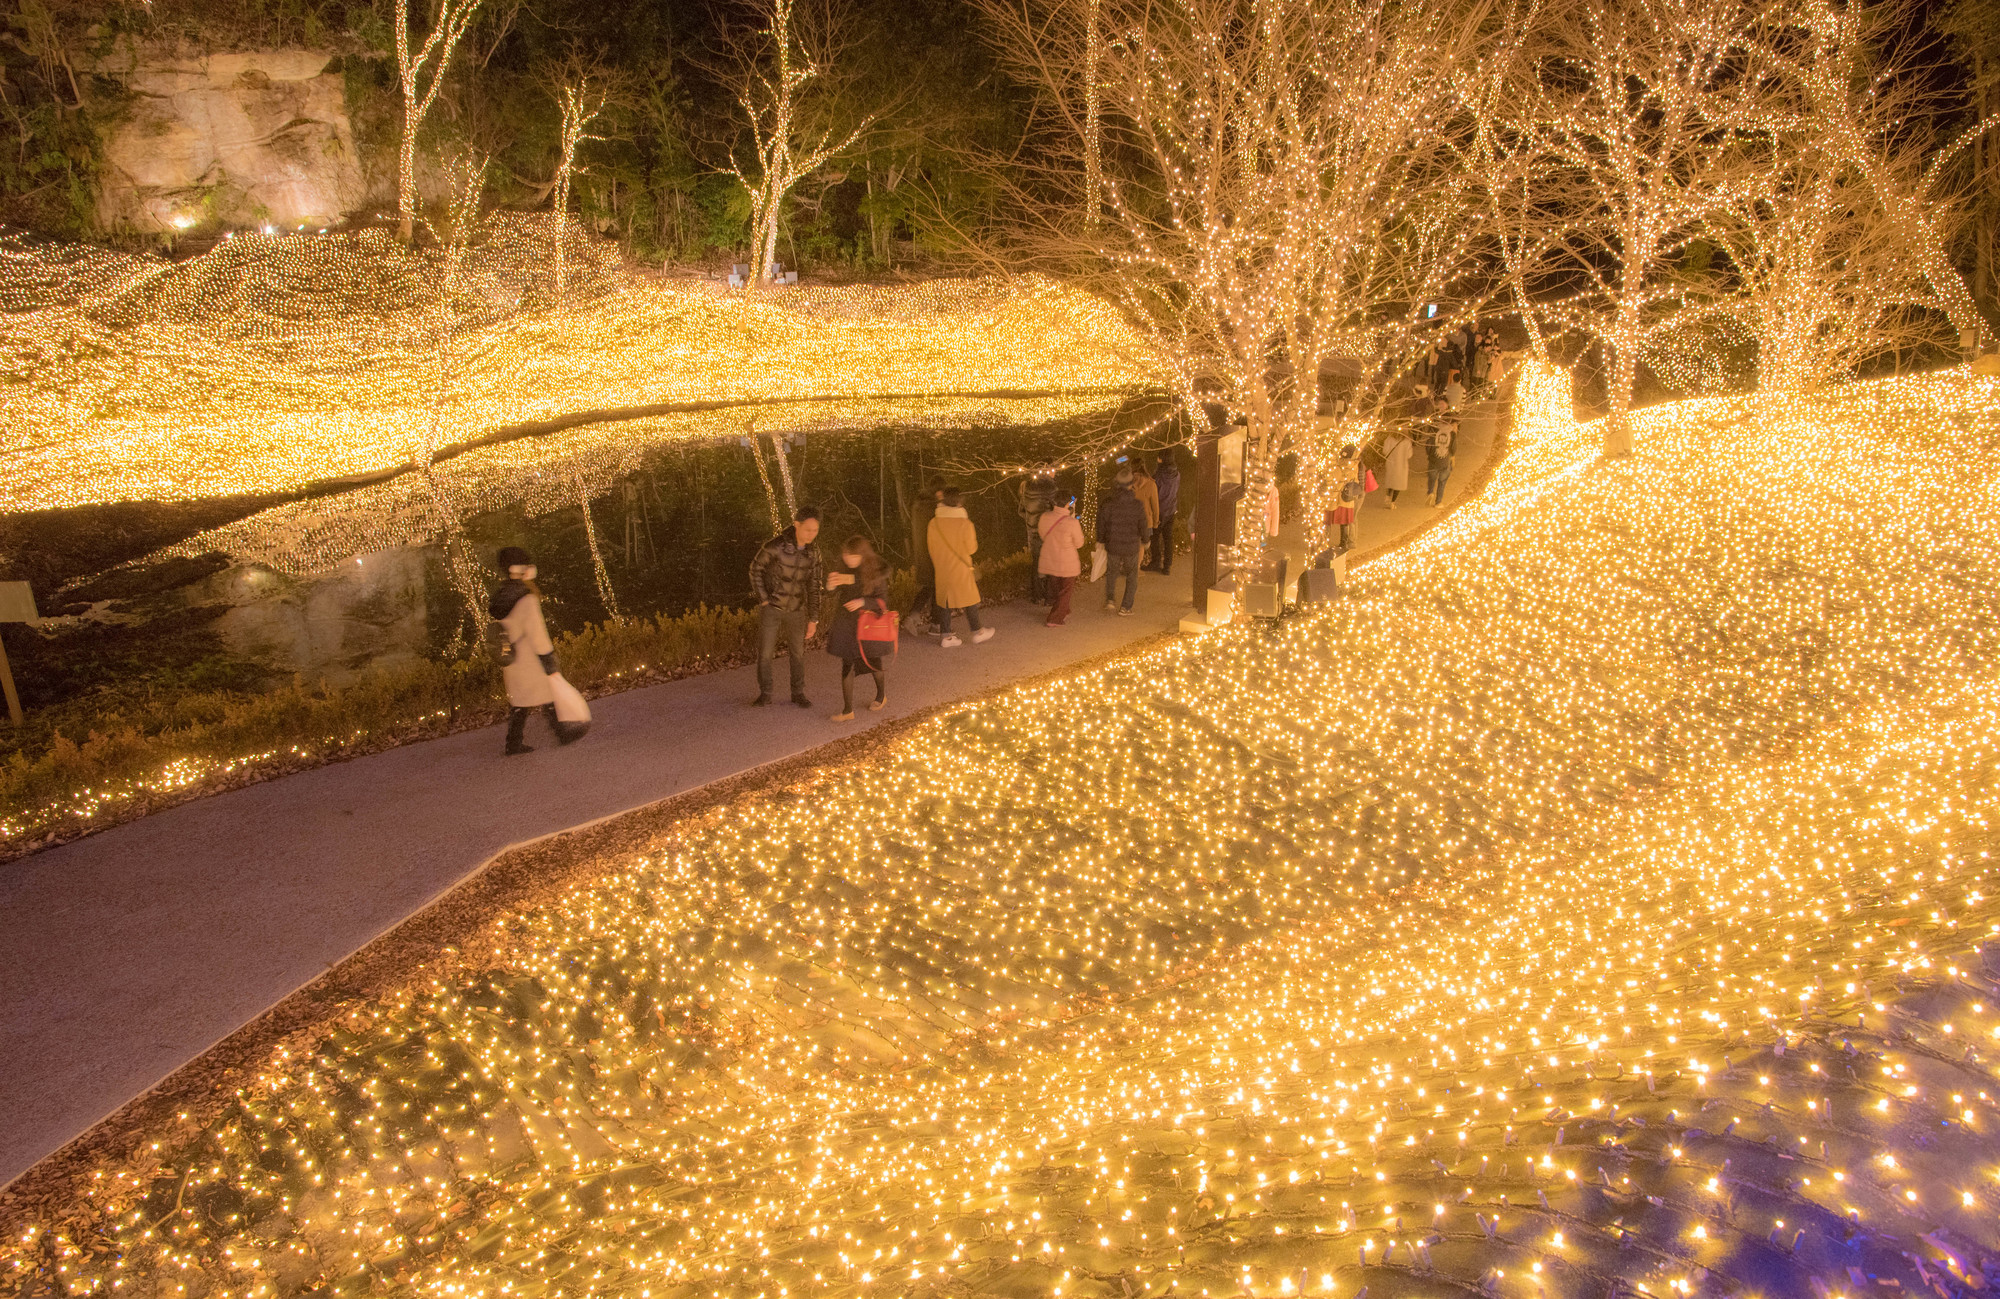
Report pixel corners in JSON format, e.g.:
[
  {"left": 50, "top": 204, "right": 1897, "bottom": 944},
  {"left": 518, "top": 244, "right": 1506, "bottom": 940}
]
[
  {"left": 972, "top": 627, "right": 996, "bottom": 644},
  {"left": 940, "top": 633, "right": 963, "bottom": 648}
]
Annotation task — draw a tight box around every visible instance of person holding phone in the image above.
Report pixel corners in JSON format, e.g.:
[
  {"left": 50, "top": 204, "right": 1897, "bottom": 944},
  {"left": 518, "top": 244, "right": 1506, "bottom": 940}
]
[{"left": 825, "top": 536, "right": 890, "bottom": 720}]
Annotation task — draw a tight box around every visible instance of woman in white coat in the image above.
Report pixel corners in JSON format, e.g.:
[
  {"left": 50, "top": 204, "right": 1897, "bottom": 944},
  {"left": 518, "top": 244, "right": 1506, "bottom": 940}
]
[
  {"left": 1378, "top": 428, "right": 1414, "bottom": 509},
  {"left": 491, "top": 547, "right": 586, "bottom": 756}
]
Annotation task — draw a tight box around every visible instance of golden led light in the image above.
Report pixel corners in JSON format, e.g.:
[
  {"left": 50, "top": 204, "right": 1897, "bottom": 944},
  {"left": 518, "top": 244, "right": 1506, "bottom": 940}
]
[
  {"left": 0, "top": 222, "right": 1148, "bottom": 513},
  {"left": 7, "top": 362, "right": 2000, "bottom": 1299}
]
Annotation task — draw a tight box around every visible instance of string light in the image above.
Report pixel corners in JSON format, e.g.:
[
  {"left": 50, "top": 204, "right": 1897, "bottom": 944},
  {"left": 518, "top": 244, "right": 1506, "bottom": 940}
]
[
  {"left": 0, "top": 221, "right": 1146, "bottom": 513},
  {"left": 9, "top": 362, "right": 2000, "bottom": 1299}
]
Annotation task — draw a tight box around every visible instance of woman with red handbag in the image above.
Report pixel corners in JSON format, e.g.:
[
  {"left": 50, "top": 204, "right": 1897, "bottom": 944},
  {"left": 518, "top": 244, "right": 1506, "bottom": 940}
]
[{"left": 825, "top": 536, "right": 893, "bottom": 721}]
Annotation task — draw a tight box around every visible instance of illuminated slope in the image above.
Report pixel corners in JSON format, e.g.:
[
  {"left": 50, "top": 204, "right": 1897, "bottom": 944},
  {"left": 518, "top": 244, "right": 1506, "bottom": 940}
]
[
  {"left": 0, "top": 225, "right": 1148, "bottom": 511},
  {"left": 9, "top": 366, "right": 2000, "bottom": 1299}
]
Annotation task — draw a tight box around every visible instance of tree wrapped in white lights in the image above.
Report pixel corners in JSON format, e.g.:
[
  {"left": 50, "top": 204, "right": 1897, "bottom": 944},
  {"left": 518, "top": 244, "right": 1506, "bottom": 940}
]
[
  {"left": 395, "top": 0, "right": 488, "bottom": 245},
  {"left": 971, "top": 0, "right": 1511, "bottom": 569},
  {"left": 1711, "top": 0, "right": 1987, "bottom": 392},
  {"left": 546, "top": 73, "right": 609, "bottom": 296},
  {"left": 717, "top": 0, "right": 877, "bottom": 286},
  {"left": 1528, "top": 0, "right": 1782, "bottom": 454}
]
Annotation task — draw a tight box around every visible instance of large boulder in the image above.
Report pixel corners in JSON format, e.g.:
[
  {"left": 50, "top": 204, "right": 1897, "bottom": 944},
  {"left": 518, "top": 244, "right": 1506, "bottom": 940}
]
[{"left": 90, "top": 43, "right": 367, "bottom": 234}]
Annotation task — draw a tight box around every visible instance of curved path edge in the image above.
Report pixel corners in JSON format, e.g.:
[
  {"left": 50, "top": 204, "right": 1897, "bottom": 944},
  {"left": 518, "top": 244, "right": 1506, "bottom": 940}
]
[{"left": 0, "top": 393, "right": 1512, "bottom": 1237}]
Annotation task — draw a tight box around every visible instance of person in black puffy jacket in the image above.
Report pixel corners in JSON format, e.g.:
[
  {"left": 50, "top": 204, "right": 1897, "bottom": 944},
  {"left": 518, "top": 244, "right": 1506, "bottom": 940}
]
[
  {"left": 1097, "top": 468, "right": 1152, "bottom": 614},
  {"left": 748, "top": 507, "right": 825, "bottom": 707}
]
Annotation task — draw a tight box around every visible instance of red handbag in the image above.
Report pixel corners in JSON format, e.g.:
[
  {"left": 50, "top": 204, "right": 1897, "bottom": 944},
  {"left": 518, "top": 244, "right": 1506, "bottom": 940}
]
[{"left": 857, "top": 605, "right": 899, "bottom": 670}]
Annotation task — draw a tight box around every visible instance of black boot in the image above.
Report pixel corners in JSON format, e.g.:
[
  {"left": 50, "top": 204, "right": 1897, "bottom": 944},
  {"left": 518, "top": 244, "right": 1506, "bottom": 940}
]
[{"left": 505, "top": 707, "right": 534, "bottom": 755}]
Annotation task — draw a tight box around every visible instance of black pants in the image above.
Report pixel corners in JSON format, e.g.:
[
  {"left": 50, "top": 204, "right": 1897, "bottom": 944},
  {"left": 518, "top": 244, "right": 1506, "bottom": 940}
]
[
  {"left": 841, "top": 656, "right": 886, "bottom": 710},
  {"left": 1147, "top": 525, "right": 1174, "bottom": 573},
  {"left": 506, "top": 703, "right": 557, "bottom": 752},
  {"left": 938, "top": 603, "right": 983, "bottom": 633}
]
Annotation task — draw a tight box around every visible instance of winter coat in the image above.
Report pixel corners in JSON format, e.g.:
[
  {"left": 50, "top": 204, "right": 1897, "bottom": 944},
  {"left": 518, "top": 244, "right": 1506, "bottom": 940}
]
[
  {"left": 1329, "top": 458, "right": 1365, "bottom": 525},
  {"left": 1037, "top": 505, "right": 1085, "bottom": 577},
  {"left": 491, "top": 581, "right": 556, "bottom": 708},
  {"left": 1098, "top": 486, "right": 1151, "bottom": 554},
  {"left": 1381, "top": 434, "right": 1413, "bottom": 492},
  {"left": 1131, "top": 470, "right": 1161, "bottom": 529},
  {"left": 1154, "top": 464, "right": 1182, "bottom": 523},
  {"left": 1429, "top": 422, "right": 1457, "bottom": 465},
  {"left": 749, "top": 526, "right": 825, "bottom": 613},
  {"left": 928, "top": 505, "right": 982, "bottom": 609},
  {"left": 826, "top": 566, "right": 890, "bottom": 660}
]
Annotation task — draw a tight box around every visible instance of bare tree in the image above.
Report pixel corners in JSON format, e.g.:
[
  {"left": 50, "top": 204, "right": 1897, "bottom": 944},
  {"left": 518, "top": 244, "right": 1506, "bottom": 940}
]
[
  {"left": 716, "top": 0, "right": 878, "bottom": 284},
  {"left": 1533, "top": 0, "right": 1783, "bottom": 454},
  {"left": 545, "top": 70, "right": 610, "bottom": 295},
  {"left": 395, "top": 0, "right": 487, "bottom": 244},
  {"left": 967, "top": 0, "right": 1511, "bottom": 570},
  {"left": 1784, "top": 0, "right": 1988, "bottom": 351}
]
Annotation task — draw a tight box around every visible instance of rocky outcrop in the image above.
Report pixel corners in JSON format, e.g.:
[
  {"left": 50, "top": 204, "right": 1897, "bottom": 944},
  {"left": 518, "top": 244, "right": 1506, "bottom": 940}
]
[
  {"left": 209, "top": 549, "right": 434, "bottom": 686},
  {"left": 90, "top": 44, "right": 367, "bottom": 234}
]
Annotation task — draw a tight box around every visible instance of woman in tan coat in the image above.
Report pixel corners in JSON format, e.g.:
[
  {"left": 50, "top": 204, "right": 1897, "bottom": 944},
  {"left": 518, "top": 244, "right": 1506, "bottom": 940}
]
[
  {"left": 926, "top": 487, "right": 995, "bottom": 648},
  {"left": 490, "top": 546, "right": 586, "bottom": 756}
]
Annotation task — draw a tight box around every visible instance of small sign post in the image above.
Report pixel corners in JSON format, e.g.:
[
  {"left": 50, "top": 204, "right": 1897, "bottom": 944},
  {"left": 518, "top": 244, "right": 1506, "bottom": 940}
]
[{"left": 0, "top": 581, "right": 37, "bottom": 726}]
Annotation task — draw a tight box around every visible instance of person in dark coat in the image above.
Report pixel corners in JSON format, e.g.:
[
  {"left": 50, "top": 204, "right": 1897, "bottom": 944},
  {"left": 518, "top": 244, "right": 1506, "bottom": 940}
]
[
  {"left": 825, "top": 535, "right": 890, "bottom": 721},
  {"left": 749, "top": 507, "right": 824, "bottom": 707},
  {"left": 1145, "top": 449, "right": 1182, "bottom": 573},
  {"left": 1098, "top": 467, "right": 1152, "bottom": 615}
]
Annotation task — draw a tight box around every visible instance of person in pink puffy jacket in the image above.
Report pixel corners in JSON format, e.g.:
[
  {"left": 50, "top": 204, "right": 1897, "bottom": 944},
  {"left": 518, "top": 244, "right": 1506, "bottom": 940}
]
[{"left": 1036, "top": 495, "right": 1086, "bottom": 627}]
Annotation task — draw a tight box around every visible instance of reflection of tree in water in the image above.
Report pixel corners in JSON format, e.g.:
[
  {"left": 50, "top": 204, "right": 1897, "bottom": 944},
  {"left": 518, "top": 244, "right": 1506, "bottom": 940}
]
[{"left": 468, "top": 413, "right": 1178, "bottom": 636}]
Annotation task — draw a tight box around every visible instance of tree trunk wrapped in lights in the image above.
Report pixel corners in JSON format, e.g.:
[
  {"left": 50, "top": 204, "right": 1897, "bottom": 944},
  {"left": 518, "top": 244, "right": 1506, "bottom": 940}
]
[
  {"left": 395, "top": 0, "right": 487, "bottom": 245},
  {"left": 548, "top": 77, "right": 608, "bottom": 297},
  {"left": 717, "top": 0, "right": 878, "bottom": 286},
  {"left": 1526, "top": 0, "right": 1781, "bottom": 455},
  {"left": 970, "top": 0, "right": 1512, "bottom": 569}
]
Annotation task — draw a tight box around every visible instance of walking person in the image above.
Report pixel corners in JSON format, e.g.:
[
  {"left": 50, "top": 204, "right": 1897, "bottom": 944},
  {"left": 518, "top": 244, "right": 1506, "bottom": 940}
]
[
  {"left": 491, "top": 547, "right": 586, "bottom": 756},
  {"left": 825, "top": 536, "right": 891, "bottom": 721},
  {"left": 1378, "top": 425, "right": 1413, "bottom": 509},
  {"left": 1145, "top": 449, "right": 1181, "bottom": 573},
  {"left": 1037, "top": 493, "right": 1085, "bottom": 626},
  {"left": 749, "top": 506, "right": 824, "bottom": 708},
  {"left": 1019, "top": 465, "right": 1058, "bottom": 605},
  {"left": 928, "top": 487, "right": 995, "bottom": 647},
  {"left": 1425, "top": 414, "right": 1458, "bottom": 506},
  {"left": 1099, "top": 466, "right": 1151, "bottom": 615}
]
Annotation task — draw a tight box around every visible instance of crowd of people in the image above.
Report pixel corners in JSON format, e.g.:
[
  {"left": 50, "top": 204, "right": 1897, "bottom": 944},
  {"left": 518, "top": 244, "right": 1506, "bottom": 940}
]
[{"left": 484, "top": 345, "right": 1499, "bottom": 752}]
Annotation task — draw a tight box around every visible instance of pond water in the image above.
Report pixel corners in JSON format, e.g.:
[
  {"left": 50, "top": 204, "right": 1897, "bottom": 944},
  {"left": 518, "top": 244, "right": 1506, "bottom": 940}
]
[{"left": 22, "top": 392, "right": 1183, "bottom": 703}]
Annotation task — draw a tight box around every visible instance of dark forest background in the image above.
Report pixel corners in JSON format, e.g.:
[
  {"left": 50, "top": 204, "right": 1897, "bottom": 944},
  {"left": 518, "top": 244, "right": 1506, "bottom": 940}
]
[
  {"left": 1, "top": 0, "right": 1994, "bottom": 323},
  {"left": 0, "top": 0, "right": 1022, "bottom": 275}
]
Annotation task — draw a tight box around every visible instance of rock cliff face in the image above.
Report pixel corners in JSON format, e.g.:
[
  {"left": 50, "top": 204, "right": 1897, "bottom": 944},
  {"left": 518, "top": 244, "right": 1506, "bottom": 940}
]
[{"left": 92, "top": 45, "right": 368, "bottom": 233}]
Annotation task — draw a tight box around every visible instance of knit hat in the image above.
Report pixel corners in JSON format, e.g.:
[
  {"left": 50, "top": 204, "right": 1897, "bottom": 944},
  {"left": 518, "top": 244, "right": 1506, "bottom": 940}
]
[{"left": 1115, "top": 466, "right": 1134, "bottom": 486}]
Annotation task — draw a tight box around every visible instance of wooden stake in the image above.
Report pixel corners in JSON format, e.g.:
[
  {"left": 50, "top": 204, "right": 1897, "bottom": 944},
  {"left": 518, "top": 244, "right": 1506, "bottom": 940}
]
[{"left": 0, "top": 630, "right": 20, "bottom": 727}]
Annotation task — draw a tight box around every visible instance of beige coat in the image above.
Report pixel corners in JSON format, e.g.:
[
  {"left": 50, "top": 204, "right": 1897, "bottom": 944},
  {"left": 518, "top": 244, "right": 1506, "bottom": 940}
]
[
  {"left": 927, "top": 505, "right": 982, "bottom": 609},
  {"left": 1380, "top": 434, "right": 1413, "bottom": 492},
  {"left": 1131, "top": 470, "right": 1160, "bottom": 529},
  {"left": 500, "top": 592, "right": 556, "bottom": 707}
]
